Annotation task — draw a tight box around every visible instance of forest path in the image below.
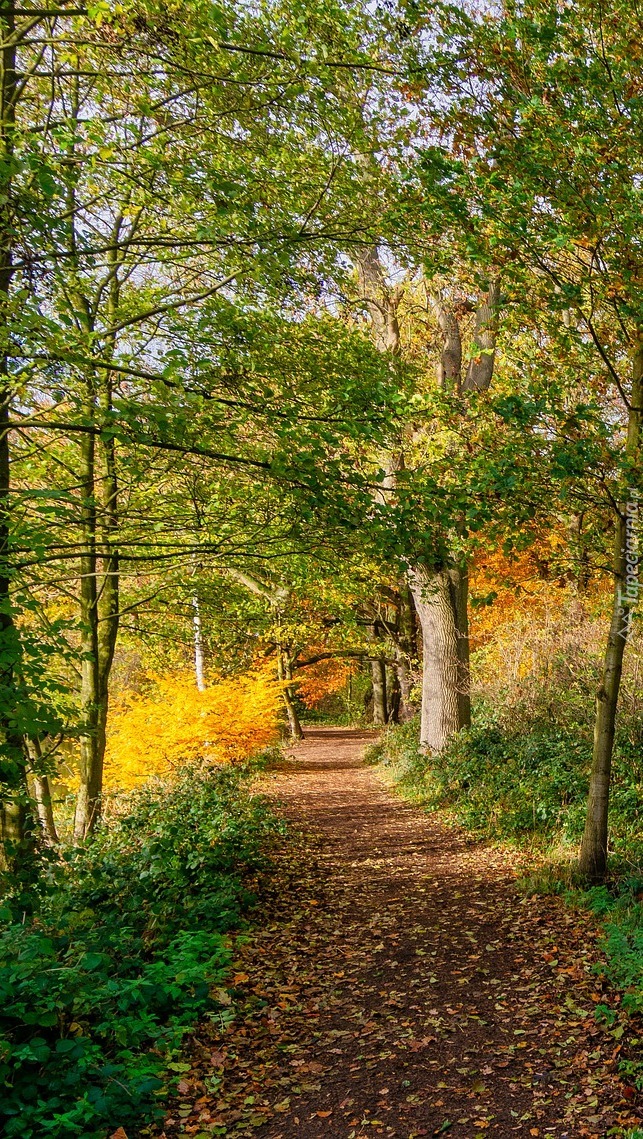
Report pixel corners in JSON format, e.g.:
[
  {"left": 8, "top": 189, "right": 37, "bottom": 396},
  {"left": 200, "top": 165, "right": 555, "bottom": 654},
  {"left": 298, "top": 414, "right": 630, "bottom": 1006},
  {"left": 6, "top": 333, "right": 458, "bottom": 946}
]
[{"left": 161, "top": 728, "right": 641, "bottom": 1139}]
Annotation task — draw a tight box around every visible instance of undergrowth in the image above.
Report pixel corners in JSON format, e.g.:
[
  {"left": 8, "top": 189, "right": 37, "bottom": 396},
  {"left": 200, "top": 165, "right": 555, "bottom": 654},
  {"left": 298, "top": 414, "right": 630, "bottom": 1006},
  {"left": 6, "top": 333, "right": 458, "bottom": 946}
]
[
  {"left": 0, "top": 758, "right": 284, "bottom": 1139},
  {"left": 368, "top": 712, "right": 643, "bottom": 1086}
]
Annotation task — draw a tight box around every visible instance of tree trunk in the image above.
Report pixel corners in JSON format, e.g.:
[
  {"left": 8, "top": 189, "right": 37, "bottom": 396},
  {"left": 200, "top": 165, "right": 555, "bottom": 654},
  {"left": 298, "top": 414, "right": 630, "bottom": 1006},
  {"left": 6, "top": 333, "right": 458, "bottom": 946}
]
[
  {"left": 33, "top": 774, "right": 58, "bottom": 846},
  {"left": 193, "top": 594, "right": 205, "bottom": 690},
  {"left": 371, "top": 656, "right": 387, "bottom": 724},
  {"left": 0, "top": 3, "right": 31, "bottom": 870},
  {"left": 387, "top": 667, "right": 401, "bottom": 723},
  {"left": 396, "top": 581, "right": 417, "bottom": 720},
  {"left": 463, "top": 279, "right": 501, "bottom": 392},
  {"left": 450, "top": 563, "right": 471, "bottom": 730},
  {"left": 578, "top": 342, "right": 642, "bottom": 881},
  {"left": 0, "top": 798, "right": 26, "bottom": 870},
  {"left": 368, "top": 617, "right": 388, "bottom": 726},
  {"left": 74, "top": 406, "right": 101, "bottom": 842},
  {"left": 73, "top": 214, "right": 121, "bottom": 840},
  {"left": 277, "top": 647, "right": 303, "bottom": 742},
  {"left": 431, "top": 296, "right": 463, "bottom": 392},
  {"left": 409, "top": 566, "right": 463, "bottom": 751}
]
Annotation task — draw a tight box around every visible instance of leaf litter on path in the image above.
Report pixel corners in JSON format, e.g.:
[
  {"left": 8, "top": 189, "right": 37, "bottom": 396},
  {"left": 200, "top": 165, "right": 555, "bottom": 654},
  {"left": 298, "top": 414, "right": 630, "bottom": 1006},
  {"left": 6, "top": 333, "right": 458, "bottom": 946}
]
[{"left": 150, "top": 728, "right": 642, "bottom": 1139}]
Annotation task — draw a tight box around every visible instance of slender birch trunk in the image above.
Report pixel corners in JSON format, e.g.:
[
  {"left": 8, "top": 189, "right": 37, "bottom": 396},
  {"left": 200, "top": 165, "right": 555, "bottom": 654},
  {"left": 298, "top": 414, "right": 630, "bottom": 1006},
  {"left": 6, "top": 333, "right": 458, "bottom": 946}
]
[
  {"left": 193, "top": 594, "right": 205, "bottom": 691},
  {"left": 579, "top": 341, "right": 642, "bottom": 880}
]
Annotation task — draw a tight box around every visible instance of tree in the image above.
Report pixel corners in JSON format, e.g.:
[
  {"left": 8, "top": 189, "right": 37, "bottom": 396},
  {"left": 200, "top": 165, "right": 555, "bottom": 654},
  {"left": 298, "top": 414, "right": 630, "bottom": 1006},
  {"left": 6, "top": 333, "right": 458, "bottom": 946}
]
[
  {"left": 411, "top": 0, "right": 643, "bottom": 876},
  {"left": 0, "top": 0, "right": 406, "bottom": 853}
]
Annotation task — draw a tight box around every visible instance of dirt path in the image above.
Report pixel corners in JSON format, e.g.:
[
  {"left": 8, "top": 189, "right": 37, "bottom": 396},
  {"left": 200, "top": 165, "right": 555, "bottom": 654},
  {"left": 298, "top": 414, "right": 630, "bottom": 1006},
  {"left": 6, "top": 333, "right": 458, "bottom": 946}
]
[{"left": 159, "top": 728, "right": 642, "bottom": 1139}]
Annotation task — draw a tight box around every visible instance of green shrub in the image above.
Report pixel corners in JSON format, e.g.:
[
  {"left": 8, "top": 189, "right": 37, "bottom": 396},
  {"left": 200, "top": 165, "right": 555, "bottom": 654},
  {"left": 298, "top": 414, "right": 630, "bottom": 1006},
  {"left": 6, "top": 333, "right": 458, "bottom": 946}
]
[
  {"left": 0, "top": 761, "right": 283, "bottom": 1138},
  {"left": 575, "top": 882, "right": 643, "bottom": 1015},
  {"left": 376, "top": 714, "right": 643, "bottom": 864}
]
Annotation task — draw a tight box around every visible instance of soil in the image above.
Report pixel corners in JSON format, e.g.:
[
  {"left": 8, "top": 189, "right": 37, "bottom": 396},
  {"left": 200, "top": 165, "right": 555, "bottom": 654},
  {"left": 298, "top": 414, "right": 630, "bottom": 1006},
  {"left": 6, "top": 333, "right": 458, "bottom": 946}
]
[{"left": 155, "top": 727, "right": 643, "bottom": 1139}]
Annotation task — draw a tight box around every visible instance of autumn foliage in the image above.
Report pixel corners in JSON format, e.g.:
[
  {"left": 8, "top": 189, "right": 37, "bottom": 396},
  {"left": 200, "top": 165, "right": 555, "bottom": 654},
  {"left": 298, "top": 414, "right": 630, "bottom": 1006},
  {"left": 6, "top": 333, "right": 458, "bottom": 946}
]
[
  {"left": 105, "top": 669, "right": 281, "bottom": 789},
  {"left": 295, "top": 656, "right": 355, "bottom": 709}
]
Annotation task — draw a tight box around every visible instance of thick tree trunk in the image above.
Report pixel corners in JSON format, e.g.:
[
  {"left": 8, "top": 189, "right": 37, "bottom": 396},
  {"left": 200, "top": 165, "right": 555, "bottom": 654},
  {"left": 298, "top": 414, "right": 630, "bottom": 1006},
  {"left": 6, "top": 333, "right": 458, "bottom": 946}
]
[
  {"left": 408, "top": 280, "right": 497, "bottom": 749},
  {"left": 0, "top": 799, "right": 25, "bottom": 870},
  {"left": 409, "top": 566, "right": 465, "bottom": 751},
  {"left": 578, "top": 343, "right": 642, "bottom": 881},
  {"left": 431, "top": 296, "right": 463, "bottom": 392}
]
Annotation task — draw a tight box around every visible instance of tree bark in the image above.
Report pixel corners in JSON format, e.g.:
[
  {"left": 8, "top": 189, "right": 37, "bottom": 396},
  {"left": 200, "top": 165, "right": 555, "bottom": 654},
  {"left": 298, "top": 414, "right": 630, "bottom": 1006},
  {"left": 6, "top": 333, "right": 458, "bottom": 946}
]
[
  {"left": 72, "top": 207, "right": 122, "bottom": 840},
  {"left": 450, "top": 563, "right": 471, "bottom": 730},
  {"left": 410, "top": 279, "right": 498, "bottom": 751},
  {"left": 578, "top": 341, "right": 642, "bottom": 881},
  {"left": 371, "top": 656, "right": 388, "bottom": 724},
  {"left": 277, "top": 646, "right": 303, "bottom": 741},
  {"left": 356, "top": 253, "right": 497, "bottom": 751},
  {"left": 396, "top": 581, "right": 417, "bottom": 719},
  {"left": 387, "top": 666, "right": 401, "bottom": 723},
  {"left": 409, "top": 566, "right": 463, "bottom": 751},
  {"left": 74, "top": 404, "right": 101, "bottom": 841},
  {"left": 431, "top": 296, "right": 463, "bottom": 392},
  {"left": 193, "top": 593, "right": 206, "bottom": 691},
  {"left": 463, "top": 279, "right": 501, "bottom": 393},
  {"left": 33, "top": 774, "right": 58, "bottom": 846},
  {"left": 357, "top": 247, "right": 402, "bottom": 354},
  {"left": 0, "top": 1, "right": 31, "bottom": 869}
]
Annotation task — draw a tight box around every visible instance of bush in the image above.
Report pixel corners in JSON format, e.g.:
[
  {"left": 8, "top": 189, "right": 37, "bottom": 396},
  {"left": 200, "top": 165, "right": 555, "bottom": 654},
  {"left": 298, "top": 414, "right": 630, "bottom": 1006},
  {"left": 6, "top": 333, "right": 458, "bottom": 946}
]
[
  {"left": 0, "top": 761, "right": 283, "bottom": 1138},
  {"left": 375, "top": 714, "right": 643, "bottom": 864}
]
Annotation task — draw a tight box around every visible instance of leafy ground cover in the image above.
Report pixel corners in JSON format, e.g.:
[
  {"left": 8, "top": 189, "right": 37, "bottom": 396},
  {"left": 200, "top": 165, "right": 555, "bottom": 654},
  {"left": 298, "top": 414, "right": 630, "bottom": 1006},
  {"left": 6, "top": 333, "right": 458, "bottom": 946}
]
[
  {"left": 0, "top": 759, "right": 284, "bottom": 1139},
  {"left": 154, "top": 729, "right": 643, "bottom": 1139},
  {"left": 367, "top": 716, "right": 643, "bottom": 1100}
]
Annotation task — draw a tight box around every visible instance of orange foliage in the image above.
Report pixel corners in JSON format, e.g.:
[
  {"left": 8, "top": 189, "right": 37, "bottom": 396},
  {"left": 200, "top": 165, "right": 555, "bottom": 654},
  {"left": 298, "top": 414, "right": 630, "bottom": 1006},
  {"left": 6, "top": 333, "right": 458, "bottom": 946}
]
[
  {"left": 468, "top": 547, "right": 613, "bottom": 686},
  {"left": 469, "top": 547, "right": 567, "bottom": 649},
  {"left": 104, "top": 668, "right": 281, "bottom": 789},
  {"left": 295, "top": 656, "right": 354, "bottom": 709}
]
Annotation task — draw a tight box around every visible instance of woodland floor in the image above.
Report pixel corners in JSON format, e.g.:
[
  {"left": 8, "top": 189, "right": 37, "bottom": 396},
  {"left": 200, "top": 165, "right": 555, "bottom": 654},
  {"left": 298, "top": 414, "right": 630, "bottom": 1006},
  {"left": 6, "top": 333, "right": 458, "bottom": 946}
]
[{"left": 154, "top": 728, "right": 643, "bottom": 1139}]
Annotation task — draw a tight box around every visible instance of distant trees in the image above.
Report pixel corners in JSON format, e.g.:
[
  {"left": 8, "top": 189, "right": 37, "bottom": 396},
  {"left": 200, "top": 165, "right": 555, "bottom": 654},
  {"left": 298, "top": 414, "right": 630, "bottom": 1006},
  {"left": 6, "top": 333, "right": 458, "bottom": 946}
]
[{"left": 0, "top": 0, "right": 638, "bottom": 883}]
